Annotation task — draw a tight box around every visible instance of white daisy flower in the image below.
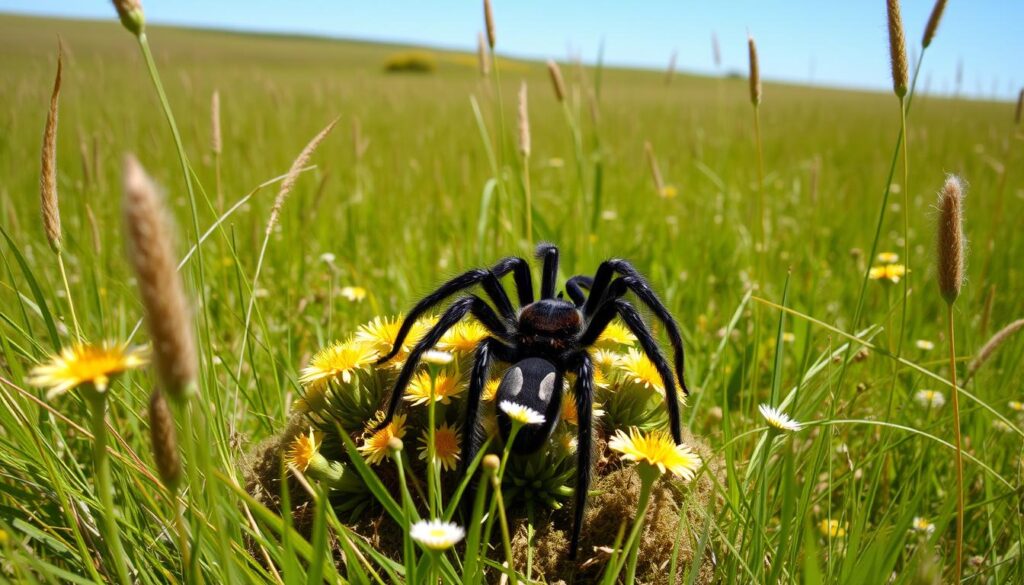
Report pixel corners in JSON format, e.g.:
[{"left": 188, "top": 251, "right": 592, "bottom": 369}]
[
  {"left": 758, "top": 403, "right": 802, "bottom": 432},
  {"left": 913, "top": 390, "right": 945, "bottom": 409},
  {"left": 422, "top": 350, "right": 454, "bottom": 366},
  {"left": 914, "top": 339, "right": 935, "bottom": 351},
  {"left": 911, "top": 516, "right": 935, "bottom": 535},
  {"left": 498, "top": 400, "right": 546, "bottom": 426},
  {"left": 409, "top": 519, "right": 465, "bottom": 551}
]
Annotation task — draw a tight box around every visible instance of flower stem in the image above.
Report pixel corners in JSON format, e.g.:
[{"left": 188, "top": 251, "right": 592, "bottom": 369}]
[
  {"left": 619, "top": 463, "right": 658, "bottom": 584},
  {"left": 89, "top": 396, "right": 131, "bottom": 585},
  {"left": 56, "top": 252, "right": 81, "bottom": 341},
  {"left": 947, "top": 303, "right": 964, "bottom": 583}
]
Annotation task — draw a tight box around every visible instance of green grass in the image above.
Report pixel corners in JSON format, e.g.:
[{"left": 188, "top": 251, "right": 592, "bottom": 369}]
[{"left": 1, "top": 11, "right": 1023, "bottom": 584}]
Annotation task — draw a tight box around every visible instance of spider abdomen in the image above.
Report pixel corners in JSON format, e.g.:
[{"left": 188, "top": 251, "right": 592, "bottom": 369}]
[{"left": 495, "top": 357, "right": 563, "bottom": 454}]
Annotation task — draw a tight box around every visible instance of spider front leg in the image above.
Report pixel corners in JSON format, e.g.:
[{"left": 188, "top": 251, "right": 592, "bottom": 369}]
[
  {"left": 375, "top": 295, "right": 508, "bottom": 430},
  {"left": 459, "top": 337, "right": 516, "bottom": 477},
  {"left": 582, "top": 261, "right": 690, "bottom": 395},
  {"left": 568, "top": 351, "right": 595, "bottom": 560},
  {"left": 580, "top": 297, "right": 683, "bottom": 445}
]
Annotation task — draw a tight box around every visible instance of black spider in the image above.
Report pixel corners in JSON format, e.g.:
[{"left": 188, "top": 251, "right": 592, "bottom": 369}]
[{"left": 374, "top": 243, "right": 689, "bottom": 559}]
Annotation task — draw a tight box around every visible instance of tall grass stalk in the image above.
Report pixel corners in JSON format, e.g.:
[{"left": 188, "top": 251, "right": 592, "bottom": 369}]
[{"left": 88, "top": 394, "right": 132, "bottom": 585}]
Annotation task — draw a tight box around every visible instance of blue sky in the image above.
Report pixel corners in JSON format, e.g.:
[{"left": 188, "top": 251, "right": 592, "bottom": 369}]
[{"left": 2, "top": 1, "right": 1020, "bottom": 100}]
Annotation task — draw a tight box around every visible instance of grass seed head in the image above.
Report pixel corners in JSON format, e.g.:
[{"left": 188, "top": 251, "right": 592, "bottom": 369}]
[
  {"left": 266, "top": 117, "right": 338, "bottom": 237},
  {"left": 936, "top": 174, "right": 966, "bottom": 305},
  {"left": 40, "top": 41, "right": 63, "bottom": 254},
  {"left": 712, "top": 31, "right": 721, "bottom": 68},
  {"left": 547, "top": 59, "right": 566, "bottom": 102},
  {"left": 747, "top": 35, "right": 761, "bottom": 106},
  {"left": 887, "top": 0, "right": 909, "bottom": 97},
  {"left": 517, "top": 81, "right": 530, "bottom": 158},
  {"left": 483, "top": 0, "right": 496, "bottom": 49},
  {"left": 477, "top": 31, "right": 490, "bottom": 77},
  {"left": 1015, "top": 88, "right": 1023, "bottom": 126},
  {"left": 967, "top": 319, "right": 1024, "bottom": 381},
  {"left": 122, "top": 154, "right": 198, "bottom": 400},
  {"left": 211, "top": 90, "right": 221, "bottom": 155},
  {"left": 112, "top": 0, "right": 145, "bottom": 36},
  {"left": 148, "top": 389, "right": 182, "bottom": 490},
  {"left": 922, "top": 0, "right": 948, "bottom": 48}
]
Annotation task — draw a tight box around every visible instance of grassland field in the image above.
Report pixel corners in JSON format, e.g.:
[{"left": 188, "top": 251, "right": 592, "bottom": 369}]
[{"left": 1, "top": 11, "right": 1023, "bottom": 584}]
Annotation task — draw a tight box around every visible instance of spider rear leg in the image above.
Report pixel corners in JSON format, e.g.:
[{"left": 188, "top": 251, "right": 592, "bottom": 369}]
[{"left": 565, "top": 275, "right": 593, "bottom": 307}]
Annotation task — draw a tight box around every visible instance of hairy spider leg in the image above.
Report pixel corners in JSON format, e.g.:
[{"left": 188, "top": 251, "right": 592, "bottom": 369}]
[
  {"left": 491, "top": 256, "right": 535, "bottom": 308},
  {"left": 564, "top": 275, "right": 594, "bottom": 307},
  {"left": 580, "top": 291, "right": 684, "bottom": 445},
  {"left": 375, "top": 296, "right": 508, "bottom": 430},
  {"left": 536, "top": 243, "right": 560, "bottom": 299},
  {"left": 581, "top": 260, "right": 690, "bottom": 396},
  {"left": 459, "top": 337, "right": 516, "bottom": 478},
  {"left": 566, "top": 351, "right": 595, "bottom": 559},
  {"left": 377, "top": 258, "right": 530, "bottom": 364}
]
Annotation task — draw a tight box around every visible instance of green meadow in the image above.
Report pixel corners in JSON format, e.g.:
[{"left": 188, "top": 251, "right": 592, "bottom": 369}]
[{"left": 0, "top": 9, "right": 1022, "bottom": 583}]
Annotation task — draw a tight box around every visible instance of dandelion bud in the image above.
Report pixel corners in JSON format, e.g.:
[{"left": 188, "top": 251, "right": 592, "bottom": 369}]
[
  {"left": 483, "top": 454, "right": 500, "bottom": 471},
  {"left": 148, "top": 389, "right": 182, "bottom": 490},
  {"left": 747, "top": 35, "right": 761, "bottom": 106},
  {"left": 388, "top": 437, "right": 404, "bottom": 453},
  {"left": 112, "top": 0, "right": 145, "bottom": 36},
  {"left": 886, "top": 0, "right": 909, "bottom": 97},
  {"left": 936, "top": 175, "right": 966, "bottom": 305}
]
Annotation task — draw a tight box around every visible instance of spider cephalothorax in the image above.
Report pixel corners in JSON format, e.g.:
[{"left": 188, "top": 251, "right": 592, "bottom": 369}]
[{"left": 374, "top": 243, "right": 690, "bottom": 558}]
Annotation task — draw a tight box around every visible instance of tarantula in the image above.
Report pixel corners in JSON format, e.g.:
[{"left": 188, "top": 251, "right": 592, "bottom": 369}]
[{"left": 375, "top": 243, "right": 689, "bottom": 558}]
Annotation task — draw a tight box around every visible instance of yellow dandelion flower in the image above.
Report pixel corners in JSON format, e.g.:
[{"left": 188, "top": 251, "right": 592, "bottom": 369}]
[
  {"left": 439, "top": 320, "right": 489, "bottom": 354},
  {"left": 819, "top": 519, "right": 847, "bottom": 538},
  {"left": 868, "top": 263, "right": 906, "bottom": 283},
  {"left": 340, "top": 286, "right": 367, "bottom": 302},
  {"left": 483, "top": 378, "right": 501, "bottom": 401},
  {"left": 608, "top": 427, "right": 700, "bottom": 480},
  {"left": 876, "top": 251, "right": 900, "bottom": 264},
  {"left": 29, "top": 342, "right": 147, "bottom": 399},
  {"left": 591, "top": 349, "right": 622, "bottom": 371},
  {"left": 561, "top": 390, "right": 605, "bottom": 425},
  {"left": 660, "top": 185, "right": 678, "bottom": 199},
  {"left": 299, "top": 339, "right": 377, "bottom": 391},
  {"left": 406, "top": 371, "right": 465, "bottom": 406},
  {"left": 285, "top": 428, "right": 322, "bottom": 472},
  {"left": 595, "top": 322, "right": 637, "bottom": 348},
  {"left": 418, "top": 423, "right": 461, "bottom": 471},
  {"left": 617, "top": 348, "right": 667, "bottom": 394},
  {"left": 359, "top": 413, "right": 407, "bottom": 465}
]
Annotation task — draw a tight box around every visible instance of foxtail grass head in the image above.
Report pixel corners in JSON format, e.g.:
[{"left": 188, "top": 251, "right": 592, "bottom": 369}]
[
  {"left": 482, "top": 0, "right": 496, "bottom": 49},
  {"left": 886, "top": 0, "right": 909, "bottom": 97},
  {"left": 747, "top": 35, "right": 761, "bottom": 106},
  {"left": 547, "top": 59, "right": 566, "bottom": 103},
  {"left": 122, "top": 154, "right": 198, "bottom": 400},
  {"left": 1015, "top": 88, "right": 1023, "bottom": 126},
  {"left": 148, "top": 389, "right": 182, "bottom": 490},
  {"left": 211, "top": 90, "right": 222, "bottom": 155},
  {"left": 936, "top": 174, "right": 966, "bottom": 305},
  {"left": 517, "top": 81, "right": 530, "bottom": 158},
  {"left": 922, "top": 0, "right": 948, "bottom": 48},
  {"left": 477, "top": 31, "right": 490, "bottom": 77},
  {"left": 112, "top": 0, "right": 145, "bottom": 36},
  {"left": 40, "top": 41, "right": 63, "bottom": 254}
]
